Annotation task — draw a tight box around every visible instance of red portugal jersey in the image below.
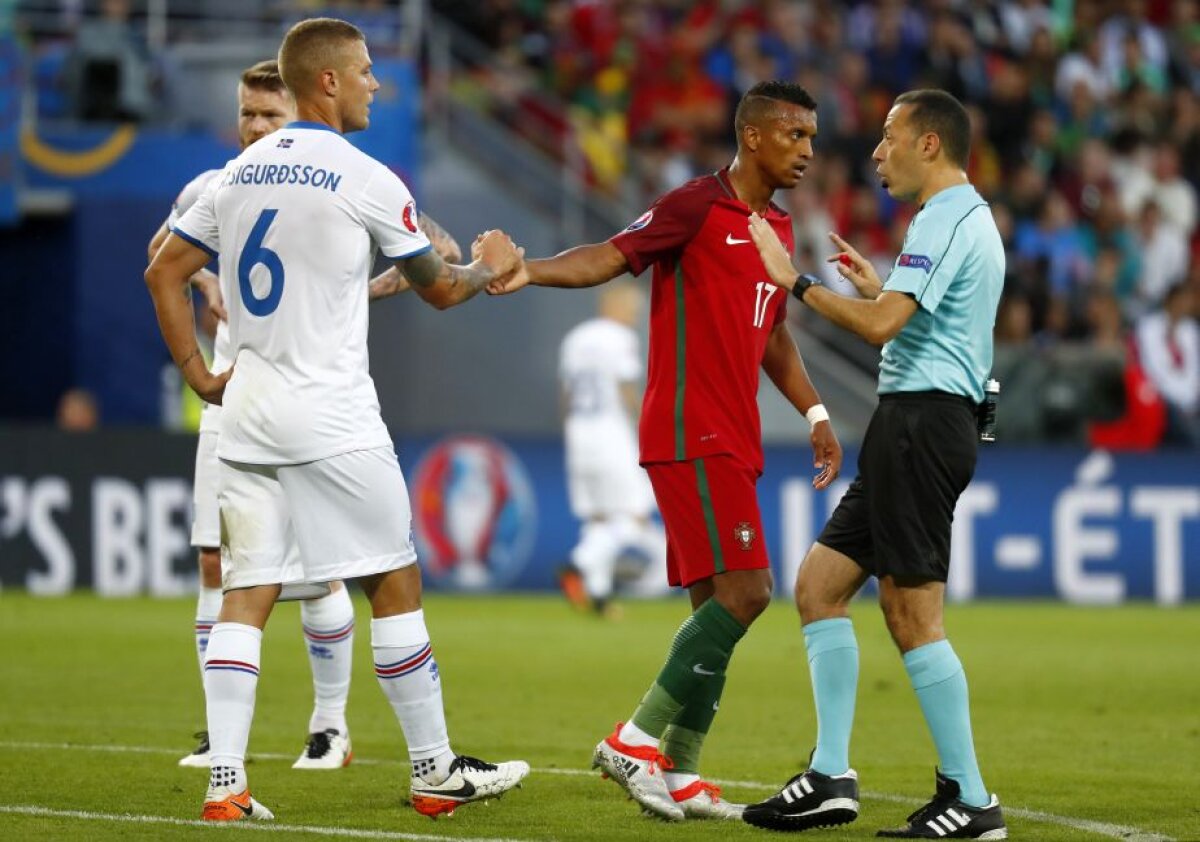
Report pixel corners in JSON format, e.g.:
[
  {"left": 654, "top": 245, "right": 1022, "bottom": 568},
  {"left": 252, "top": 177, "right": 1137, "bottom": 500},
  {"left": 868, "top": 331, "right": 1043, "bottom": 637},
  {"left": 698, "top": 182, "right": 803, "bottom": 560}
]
[{"left": 610, "top": 168, "right": 794, "bottom": 475}]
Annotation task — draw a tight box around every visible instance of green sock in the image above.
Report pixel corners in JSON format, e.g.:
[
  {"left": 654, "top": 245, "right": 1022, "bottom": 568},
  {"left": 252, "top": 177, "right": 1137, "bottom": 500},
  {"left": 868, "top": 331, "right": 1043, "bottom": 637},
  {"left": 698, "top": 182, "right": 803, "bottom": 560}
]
[
  {"left": 630, "top": 599, "right": 745, "bottom": 739},
  {"left": 662, "top": 673, "right": 726, "bottom": 773}
]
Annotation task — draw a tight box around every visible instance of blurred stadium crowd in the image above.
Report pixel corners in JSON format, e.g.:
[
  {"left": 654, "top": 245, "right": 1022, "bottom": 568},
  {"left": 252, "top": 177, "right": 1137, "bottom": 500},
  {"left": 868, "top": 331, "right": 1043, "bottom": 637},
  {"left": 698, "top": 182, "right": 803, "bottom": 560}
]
[
  {"left": 443, "top": 0, "right": 1200, "bottom": 447},
  {"left": 12, "top": 0, "right": 1199, "bottom": 448}
]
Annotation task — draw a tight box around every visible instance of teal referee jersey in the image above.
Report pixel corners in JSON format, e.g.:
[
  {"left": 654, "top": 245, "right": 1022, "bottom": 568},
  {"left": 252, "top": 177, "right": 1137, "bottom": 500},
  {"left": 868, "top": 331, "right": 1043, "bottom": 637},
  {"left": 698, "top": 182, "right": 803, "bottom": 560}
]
[{"left": 878, "top": 183, "right": 1004, "bottom": 402}]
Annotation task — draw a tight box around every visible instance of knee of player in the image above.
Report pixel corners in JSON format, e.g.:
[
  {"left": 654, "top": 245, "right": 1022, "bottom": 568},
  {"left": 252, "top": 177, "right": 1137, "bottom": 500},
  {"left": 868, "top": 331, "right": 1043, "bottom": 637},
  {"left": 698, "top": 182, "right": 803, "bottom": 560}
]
[
  {"left": 198, "top": 547, "right": 222, "bottom": 580},
  {"left": 879, "top": 599, "right": 942, "bottom": 650},
  {"left": 793, "top": 563, "right": 843, "bottom": 622},
  {"left": 793, "top": 576, "right": 820, "bottom": 620},
  {"left": 725, "top": 584, "right": 772, "bottom": 625}
]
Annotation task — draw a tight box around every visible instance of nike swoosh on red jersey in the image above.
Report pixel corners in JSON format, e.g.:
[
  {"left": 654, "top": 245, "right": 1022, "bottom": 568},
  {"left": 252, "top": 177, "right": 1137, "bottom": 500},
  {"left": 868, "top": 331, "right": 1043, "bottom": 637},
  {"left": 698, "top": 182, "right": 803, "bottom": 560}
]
[{"left": 725, "top": 234, "right": 751, "bottom": 245}]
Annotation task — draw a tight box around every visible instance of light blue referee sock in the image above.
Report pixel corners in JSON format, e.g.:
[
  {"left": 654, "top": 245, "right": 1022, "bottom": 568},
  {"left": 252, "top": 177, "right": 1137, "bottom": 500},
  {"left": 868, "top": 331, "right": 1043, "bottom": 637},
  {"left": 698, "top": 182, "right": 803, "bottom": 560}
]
[
  {"left": 903, "top": 639, "right": 989, "bottom": 808},
  {"left": 803, "top": 618, "right": 859, "bottom": 776}
]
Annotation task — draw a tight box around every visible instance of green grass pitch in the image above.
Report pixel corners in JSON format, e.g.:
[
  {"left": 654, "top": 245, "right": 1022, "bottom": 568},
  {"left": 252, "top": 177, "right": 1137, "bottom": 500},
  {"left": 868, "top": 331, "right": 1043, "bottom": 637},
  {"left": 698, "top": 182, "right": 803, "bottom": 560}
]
[{"left": 0, "top": 593, "right": 1196, "bottom": 841}]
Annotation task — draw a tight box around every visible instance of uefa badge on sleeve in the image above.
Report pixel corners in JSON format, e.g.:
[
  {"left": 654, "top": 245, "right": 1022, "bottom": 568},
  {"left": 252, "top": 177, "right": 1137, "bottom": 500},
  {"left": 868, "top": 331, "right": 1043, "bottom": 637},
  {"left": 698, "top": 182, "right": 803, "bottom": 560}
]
[{"left": 734, "top": 522, "right": 756, "bottom": 551}]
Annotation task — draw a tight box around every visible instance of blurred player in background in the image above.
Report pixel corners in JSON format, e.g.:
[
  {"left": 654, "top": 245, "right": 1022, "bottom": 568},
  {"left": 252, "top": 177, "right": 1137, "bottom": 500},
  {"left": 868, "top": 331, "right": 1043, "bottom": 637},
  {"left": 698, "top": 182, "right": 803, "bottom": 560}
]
[
  {"left": 488, "top": 81, "right": 841, "bottom": 822},
  {"left": 557, "top": 283, "right": 668, "bottom": 617},
  {"left": 148, "top": 59, "right": 459, "bottom": 774},
  {"left": 743, "top": 89, "right": 1006, "bottom": 839},
  {"left": 146, "top": 18, "right": 527, "bottom": 822}
]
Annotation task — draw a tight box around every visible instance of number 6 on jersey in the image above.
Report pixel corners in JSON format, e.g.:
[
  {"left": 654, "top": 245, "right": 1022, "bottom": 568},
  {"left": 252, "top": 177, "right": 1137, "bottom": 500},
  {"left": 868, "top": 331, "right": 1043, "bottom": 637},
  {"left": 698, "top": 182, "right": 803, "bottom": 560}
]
[
  {"left": 753, "top": 281, "right": 778, "bottom": 328},
  {"left": 238, "top": 208, "right": 285, "bottom": 316}
]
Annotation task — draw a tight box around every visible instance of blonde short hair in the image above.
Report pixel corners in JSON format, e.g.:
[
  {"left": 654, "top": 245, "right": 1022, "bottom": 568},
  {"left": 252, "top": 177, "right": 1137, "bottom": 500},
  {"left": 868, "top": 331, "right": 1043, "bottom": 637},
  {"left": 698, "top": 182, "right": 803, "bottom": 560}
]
[
  {"left": 239, "top": 59, "right": 287, "bottom": 94},
  {"left": 277, "top": 17, "right": 365, "bottom": 97}
]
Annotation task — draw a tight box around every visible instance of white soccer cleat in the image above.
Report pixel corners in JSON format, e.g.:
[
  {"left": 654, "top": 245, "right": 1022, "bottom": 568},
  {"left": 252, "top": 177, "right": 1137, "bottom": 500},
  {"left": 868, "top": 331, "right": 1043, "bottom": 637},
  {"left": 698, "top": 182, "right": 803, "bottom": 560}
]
[
  {"left": 178, "top": 731, "right": 211, "bottom": 768},
  {"left": 670, "top": 780, "right": 745, "bottom": 820},
  {"left": 409, "top": 754, "right": 530, "bottom": 818},
  {"left": 201, "top": 785, "right": 274, "bottom": 822},
  {"left": 592, "top": 724, "right": 684, "bottom": 821},
  {"left": 292, "top": 728, "right": 352, "bottom": 769}
]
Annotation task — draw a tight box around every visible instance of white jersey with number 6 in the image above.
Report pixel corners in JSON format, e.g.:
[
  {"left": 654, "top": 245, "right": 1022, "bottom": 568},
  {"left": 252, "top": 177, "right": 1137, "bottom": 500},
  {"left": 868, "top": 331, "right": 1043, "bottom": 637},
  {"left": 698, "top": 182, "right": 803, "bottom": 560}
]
[{"left": 175, "top": 122, "right": 431, "bottom": 465}]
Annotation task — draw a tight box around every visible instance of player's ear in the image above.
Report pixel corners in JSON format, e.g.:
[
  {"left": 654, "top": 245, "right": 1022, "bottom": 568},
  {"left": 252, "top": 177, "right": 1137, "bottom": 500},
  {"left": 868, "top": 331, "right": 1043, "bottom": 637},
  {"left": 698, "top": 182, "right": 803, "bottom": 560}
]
[
  {"left": 319, "top": 68, "right": 338, "bottom": 97},
  {"left": 742, "top": 124, "right": 760, "bottom": 152},
  {"left": 922, "top": 132, "right": 941, "bottom": 162}
]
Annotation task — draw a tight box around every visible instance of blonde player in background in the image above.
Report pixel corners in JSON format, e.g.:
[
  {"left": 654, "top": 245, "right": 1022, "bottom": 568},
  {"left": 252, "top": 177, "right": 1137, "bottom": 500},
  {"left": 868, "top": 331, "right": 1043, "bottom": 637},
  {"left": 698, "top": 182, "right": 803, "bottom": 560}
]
[
  {"left": 557, "top": 283, "right": 668, "bottom": 617},
  {"left": 146, "top": 18, "right": 527, "bottom": 822},
  {"left": 148, "top": 59, "right": 459, "bottom": 774}
]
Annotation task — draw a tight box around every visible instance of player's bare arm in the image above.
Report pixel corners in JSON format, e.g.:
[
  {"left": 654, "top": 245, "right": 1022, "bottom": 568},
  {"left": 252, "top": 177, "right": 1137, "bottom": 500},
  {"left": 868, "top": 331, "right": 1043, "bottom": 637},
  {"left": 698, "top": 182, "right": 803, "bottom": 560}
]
[
  {"left": 148, "top": 220, "right": 171, "bottom": 263},
  {"left": 145, "top": 233, "right": 233, "bottom": 404},
  {"left": 370, "top": 213, "right": 463, "bottom": 301},
  {"left": 418, "top": 211, "right": 462, "bottom": 263},
  {"left": 486, "top": 241, "right": 629, "bottom": 296},
  {"left": 368, "top": 266, "right": 410, "bottom": 300},
  {"left": 148, "top": 220, "right": 228, "bottom": 325},
  {"left": 748, "top": 213, "right": 917, "bottom": 345},
  {"left": 761, "top": 323, "right": 842, "bottom": 489},
  {"left": 397, "top": 229, "right": 522, "bottom": 310}
]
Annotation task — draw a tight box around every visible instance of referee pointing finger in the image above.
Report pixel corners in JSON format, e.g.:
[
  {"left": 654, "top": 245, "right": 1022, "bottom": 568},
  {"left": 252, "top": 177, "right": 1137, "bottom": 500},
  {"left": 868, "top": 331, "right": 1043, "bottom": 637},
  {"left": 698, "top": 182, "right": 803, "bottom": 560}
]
[{"left": 743, "top": 89, "right": 1008, "bottom": 840}]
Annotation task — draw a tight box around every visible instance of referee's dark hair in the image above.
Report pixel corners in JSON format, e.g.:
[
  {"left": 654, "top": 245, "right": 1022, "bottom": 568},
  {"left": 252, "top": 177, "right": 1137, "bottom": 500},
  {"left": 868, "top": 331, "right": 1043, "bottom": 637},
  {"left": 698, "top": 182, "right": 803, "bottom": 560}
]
[
  {"left": 735, "top": 81, "right": 818, "bottom": 136},
  {"left": 894, "top": 89, "right": 971, "bottom": 168}
]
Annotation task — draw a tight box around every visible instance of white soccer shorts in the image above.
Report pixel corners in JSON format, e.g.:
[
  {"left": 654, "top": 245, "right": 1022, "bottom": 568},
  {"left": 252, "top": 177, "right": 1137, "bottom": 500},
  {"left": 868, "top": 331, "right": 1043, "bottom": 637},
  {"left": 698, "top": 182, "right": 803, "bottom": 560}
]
[
  {"left": 190, "top": 431, "right": 221, "bottom": 548},
  {"left": 566, "top": 441, "right": 655, "bottom": 519},
  {"left": 218, "top": 446, "right": 417, "bottom": 591}
]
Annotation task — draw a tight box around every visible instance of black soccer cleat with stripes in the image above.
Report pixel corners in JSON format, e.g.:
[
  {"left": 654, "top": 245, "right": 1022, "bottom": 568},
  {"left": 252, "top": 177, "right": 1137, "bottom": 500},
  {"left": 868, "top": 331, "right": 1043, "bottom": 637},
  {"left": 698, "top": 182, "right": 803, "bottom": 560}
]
[
  {"left": 876, "top": 770, "right": 1007, "bottom": 839},
  {"left": 742, "top": 766, "right": 859, "bottom": 832}
]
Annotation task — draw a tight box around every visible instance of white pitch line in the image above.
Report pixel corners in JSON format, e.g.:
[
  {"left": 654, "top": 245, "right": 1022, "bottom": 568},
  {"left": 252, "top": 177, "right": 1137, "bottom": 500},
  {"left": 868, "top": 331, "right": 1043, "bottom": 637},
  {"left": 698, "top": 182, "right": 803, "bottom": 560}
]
[
  {"left": 0, "top": 741, "right": 1174, "bottom": 841},
  {"left": 0, "top": 804, "right": 531, "bottom": 842}
]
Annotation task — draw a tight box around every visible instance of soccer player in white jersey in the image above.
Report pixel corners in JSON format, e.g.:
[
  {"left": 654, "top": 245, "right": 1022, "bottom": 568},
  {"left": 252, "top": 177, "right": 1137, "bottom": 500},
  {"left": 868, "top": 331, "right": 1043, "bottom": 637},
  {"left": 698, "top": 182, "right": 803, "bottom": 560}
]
[
  {"left": 145, "top": 18, "right": 528, "bottom": 822},
  {"left": 558, "top": 283, "right": 668, "bottom": 616},
  {"left": 149, "top": 59, "right": 458, "bottom": 773}
]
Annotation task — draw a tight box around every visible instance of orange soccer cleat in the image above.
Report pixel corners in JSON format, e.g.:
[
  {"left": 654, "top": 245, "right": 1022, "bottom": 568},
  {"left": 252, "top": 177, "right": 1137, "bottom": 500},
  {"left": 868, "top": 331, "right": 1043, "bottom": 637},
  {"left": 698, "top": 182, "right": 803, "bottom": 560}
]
[{"left": 201, "top": 787, "right": 274, "bottom": 822}]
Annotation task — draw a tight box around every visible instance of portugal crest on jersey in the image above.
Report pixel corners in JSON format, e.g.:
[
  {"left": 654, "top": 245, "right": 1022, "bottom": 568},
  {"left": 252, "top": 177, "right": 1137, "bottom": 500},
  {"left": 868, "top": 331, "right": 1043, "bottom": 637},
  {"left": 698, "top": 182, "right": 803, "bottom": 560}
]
[{"left": 733, "top": 522, "right": 756, "bottom": 551}]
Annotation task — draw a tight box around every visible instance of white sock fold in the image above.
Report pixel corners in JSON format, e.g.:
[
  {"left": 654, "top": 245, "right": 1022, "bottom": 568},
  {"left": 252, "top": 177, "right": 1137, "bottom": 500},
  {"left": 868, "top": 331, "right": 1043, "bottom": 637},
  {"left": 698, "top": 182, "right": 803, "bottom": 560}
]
[
  {"left": 617, "top": 720, "right": 658, "bottom": 748},
  {"left": 300, "top": 585, "right": 355, "bottom": 734},
  {"left": 371, "top": 611, "right": 452, "bottom": 767},
  {"left": 203, "top": 622, "right": 262, "bottom": 775}
]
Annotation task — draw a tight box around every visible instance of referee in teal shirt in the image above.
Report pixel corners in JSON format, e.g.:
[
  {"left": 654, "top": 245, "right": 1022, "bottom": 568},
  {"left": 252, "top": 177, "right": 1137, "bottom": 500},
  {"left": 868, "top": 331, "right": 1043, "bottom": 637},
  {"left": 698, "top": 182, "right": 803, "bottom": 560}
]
[{"left": 743, "top": 90, "right": 1007, "bottom": 840}]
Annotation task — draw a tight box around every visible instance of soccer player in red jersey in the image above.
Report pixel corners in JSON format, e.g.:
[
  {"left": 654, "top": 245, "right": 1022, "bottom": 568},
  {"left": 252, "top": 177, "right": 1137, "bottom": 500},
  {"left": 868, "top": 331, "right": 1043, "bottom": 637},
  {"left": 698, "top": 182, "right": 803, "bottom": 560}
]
[{"left": 488, "top": 81, "right": 842, "bottom": 821}]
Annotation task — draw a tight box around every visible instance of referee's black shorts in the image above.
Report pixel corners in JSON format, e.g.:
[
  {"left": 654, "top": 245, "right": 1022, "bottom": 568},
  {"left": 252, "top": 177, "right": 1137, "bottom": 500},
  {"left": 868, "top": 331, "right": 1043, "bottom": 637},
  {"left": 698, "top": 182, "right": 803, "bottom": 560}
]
[{"left": 818, "top": 391, "right": 978, "bottom": 583}]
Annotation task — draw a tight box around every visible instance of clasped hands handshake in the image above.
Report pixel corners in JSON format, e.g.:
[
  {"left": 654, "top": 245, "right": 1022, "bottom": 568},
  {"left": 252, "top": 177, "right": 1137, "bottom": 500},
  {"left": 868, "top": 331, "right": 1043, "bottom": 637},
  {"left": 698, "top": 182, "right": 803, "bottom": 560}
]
[{"left": 470, "top": 230, "right": 530, "bottom": 296}]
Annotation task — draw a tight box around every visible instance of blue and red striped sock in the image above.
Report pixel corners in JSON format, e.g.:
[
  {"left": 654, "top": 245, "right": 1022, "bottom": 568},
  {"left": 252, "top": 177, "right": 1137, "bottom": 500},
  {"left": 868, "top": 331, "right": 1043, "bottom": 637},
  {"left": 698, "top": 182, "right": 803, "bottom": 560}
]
[
  {"left": 371, "top": 610, "right": 452, "bottom": 782},
  {"left": 203, "top": 622, "right": 262, "bottom": 784},
  {"left": 193, "top": 587, "right": 222, "bottom": 682},
  {"left": 300, "top": 585, "right": 355, "bottom": 734}
]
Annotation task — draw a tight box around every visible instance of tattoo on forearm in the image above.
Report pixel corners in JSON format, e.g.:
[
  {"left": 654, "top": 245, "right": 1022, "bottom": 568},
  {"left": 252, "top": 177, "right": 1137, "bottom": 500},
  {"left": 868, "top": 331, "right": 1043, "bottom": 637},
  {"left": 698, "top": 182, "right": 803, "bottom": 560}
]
[
  {"left": 418, "top": 212, "right": 453, "bottom": 250},
  {"left": 401, "top": 250, "right": 443, "bottom": 287},
  {"left": 400, "top": 246, "right": 494, "bottom": 305},
  {"left": 442, "top": 262, "right": 493, "bottom": 298}
]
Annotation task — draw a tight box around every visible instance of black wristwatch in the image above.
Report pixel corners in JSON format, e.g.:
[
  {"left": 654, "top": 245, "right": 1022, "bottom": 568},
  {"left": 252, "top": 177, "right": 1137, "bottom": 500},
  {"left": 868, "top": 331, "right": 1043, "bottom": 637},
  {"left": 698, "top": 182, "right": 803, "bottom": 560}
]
[{"left": 791, "top": 272, "right": 820, "bottom": 302}]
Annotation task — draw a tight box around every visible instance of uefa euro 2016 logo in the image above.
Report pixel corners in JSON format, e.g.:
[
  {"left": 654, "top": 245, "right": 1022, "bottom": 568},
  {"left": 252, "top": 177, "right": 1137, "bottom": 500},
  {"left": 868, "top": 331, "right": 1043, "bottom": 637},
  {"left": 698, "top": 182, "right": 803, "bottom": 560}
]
[{"left": 411, "top": 436, "right": 537, "bottom": 590}]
